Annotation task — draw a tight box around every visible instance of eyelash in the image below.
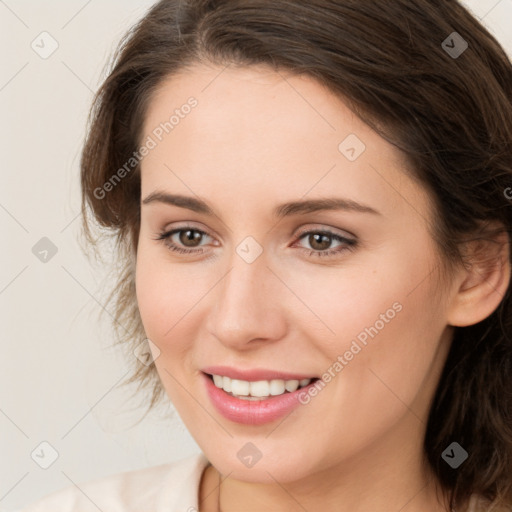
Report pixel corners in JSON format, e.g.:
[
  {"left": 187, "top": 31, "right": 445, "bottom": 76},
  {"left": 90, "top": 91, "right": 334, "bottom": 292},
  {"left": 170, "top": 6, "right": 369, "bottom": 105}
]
[{"left": 154, "top": 226, "right": 357, "bottom": 259}]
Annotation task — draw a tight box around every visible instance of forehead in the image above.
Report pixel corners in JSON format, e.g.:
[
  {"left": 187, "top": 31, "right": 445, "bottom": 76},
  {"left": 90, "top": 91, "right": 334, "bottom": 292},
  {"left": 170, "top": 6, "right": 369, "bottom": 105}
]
[{"left": 140, "top": 63, "right": 433, "bottom": 223}]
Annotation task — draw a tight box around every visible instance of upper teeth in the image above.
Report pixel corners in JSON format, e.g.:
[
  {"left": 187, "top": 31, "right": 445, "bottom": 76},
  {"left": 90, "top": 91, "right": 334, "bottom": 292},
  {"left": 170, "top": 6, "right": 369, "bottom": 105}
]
[{"left": 211, "top": 374, "right": 312, "bottom": 398}]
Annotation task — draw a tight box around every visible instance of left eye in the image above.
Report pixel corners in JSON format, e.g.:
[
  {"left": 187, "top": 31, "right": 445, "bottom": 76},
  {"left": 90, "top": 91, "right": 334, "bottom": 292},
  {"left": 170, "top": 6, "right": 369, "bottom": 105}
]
[
  {"left": 155, "top": 227, "right": 357, "bottom": 258},
  {"left": 294, "top": 230, "right": 356, "bottom": 256},
  {"left": 292, "top": 229, "right": 357, "bottom": 258}
]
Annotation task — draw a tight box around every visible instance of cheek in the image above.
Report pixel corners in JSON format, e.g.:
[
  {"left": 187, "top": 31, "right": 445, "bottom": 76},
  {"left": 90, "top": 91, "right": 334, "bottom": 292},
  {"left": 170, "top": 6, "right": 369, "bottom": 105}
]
[
  {"left": 278, "top": 253, "right": 418, "bottom": 351},
  {"left": 135, "top": 238, "right": 221, "bottom": 364},
  {"left": 330, "top": 260, "right": 445, "bottom": 412},
  {"left": 135, "top": 242, "right": 191, "bottom": 343},
  {"left": 293, "top": 241, "right": 445, "bottom": 386},
  {"left": 135, "top": 247, "right": 201, "bottom": 406}
]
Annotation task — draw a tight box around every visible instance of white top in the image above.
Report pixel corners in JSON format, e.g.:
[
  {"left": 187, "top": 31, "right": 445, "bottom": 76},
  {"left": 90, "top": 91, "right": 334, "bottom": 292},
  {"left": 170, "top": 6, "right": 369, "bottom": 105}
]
[
  {"left": 21, "top": 452, "right": 210, "bottom": 512},
  {"left": 19, "top": 452, "right": 495, "bottom": 512}
]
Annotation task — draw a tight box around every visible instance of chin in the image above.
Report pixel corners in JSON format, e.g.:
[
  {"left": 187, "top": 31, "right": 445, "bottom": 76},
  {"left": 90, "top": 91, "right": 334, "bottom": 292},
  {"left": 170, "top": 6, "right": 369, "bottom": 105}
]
[{"left": 199, "top": 437, "right": 320, "bottom": 483}]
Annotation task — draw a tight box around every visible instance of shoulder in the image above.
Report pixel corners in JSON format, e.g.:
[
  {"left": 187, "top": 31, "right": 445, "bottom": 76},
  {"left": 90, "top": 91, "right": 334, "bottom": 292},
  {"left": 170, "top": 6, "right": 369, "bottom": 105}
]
[{"left": 21, "top": 452, "right": 209, "bottom": 512}]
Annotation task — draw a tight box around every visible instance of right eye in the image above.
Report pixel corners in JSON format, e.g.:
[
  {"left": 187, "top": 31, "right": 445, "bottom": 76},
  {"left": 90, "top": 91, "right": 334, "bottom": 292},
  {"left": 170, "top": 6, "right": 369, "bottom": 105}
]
[{"left": 155, "top": 226, "right": 215, "bottom": 255}]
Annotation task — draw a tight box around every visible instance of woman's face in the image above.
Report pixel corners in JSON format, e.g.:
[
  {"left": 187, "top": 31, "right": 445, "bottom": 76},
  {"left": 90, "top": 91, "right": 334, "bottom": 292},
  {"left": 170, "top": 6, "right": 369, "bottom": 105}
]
[{"left": 135, "top": 63, "right": 456, "bottom": 483}]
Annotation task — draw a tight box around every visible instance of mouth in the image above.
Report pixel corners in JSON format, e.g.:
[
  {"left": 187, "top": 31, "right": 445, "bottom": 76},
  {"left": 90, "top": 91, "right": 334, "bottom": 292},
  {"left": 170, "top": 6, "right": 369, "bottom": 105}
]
[{"left": 201, "top": 369, "right": 321, "bottom": 425}]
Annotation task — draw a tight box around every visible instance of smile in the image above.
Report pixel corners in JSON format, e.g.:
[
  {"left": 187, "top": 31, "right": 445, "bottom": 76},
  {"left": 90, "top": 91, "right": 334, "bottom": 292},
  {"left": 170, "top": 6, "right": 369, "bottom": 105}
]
[
  {"left": 201, "top": 368, "right": 320, "bottom": 425},
  {"left": 210, "top": 374, "right": 314, "bottom": 400}
]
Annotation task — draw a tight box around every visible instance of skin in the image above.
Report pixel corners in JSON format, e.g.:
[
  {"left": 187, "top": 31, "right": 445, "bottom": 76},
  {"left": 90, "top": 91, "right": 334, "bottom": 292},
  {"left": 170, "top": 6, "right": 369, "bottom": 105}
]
[{"left": 135, "top": 62, "right": 510, "bottom": 512}]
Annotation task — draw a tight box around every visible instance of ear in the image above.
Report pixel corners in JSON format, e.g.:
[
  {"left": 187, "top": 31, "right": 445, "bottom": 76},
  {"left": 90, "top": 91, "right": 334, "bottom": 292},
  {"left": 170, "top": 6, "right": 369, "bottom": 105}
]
[{"left": 447, "top": 225, "right": 511, "bottom": 327}]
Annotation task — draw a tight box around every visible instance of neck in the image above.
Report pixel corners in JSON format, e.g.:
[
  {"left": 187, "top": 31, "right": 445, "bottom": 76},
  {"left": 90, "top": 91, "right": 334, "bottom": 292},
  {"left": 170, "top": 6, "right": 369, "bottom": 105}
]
[{"left": 215, "top": 461, "right": 449, "bottom": 512}]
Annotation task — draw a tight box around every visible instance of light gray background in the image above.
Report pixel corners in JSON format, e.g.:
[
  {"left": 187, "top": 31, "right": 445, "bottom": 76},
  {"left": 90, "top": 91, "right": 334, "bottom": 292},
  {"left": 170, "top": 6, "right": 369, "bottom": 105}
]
[{"left": 1, "top": 0, "right": 511, "bottom": 510}]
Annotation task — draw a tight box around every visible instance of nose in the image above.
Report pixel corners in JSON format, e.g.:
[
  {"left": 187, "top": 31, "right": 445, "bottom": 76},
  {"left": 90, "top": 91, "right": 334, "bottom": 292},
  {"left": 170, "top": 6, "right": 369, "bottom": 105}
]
[{"left": 205, "top": 250, "right": 288, "bottom": 350}]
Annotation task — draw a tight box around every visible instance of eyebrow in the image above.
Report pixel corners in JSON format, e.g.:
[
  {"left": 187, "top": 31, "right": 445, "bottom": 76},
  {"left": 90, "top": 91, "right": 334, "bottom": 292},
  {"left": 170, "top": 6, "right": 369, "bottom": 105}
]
[{"left": 141, "top": 191, "right": 381, "bottom": 218}]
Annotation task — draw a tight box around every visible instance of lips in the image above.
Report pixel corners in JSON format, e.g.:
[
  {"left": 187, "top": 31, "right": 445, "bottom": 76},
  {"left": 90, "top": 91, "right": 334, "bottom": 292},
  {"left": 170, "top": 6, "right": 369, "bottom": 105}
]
[{"left": 201, "top": 367, "right": 320, "bottom": 425}]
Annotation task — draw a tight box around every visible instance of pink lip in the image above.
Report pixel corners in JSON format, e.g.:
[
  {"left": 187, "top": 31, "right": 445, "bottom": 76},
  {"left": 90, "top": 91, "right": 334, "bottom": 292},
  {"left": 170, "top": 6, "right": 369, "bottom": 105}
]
[
  {"left": 201, "top": 365, "right": 316, "bottom": 382},
  {"left": 201, "top": 372, "right": 318, "bottom": 425}
]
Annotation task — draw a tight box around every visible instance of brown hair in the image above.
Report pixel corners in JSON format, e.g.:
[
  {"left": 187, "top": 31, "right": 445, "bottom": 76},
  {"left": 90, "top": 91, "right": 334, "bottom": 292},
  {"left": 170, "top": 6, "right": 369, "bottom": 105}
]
[{"left": 80, "top": 1, "right": 512, "bottom": 510}]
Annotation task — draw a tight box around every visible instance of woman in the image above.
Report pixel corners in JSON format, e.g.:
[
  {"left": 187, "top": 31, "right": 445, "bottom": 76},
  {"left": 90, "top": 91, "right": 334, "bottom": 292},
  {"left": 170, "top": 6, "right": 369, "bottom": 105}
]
[{"left": 23, "top": 0, "right": 512, "bottom": 511}]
